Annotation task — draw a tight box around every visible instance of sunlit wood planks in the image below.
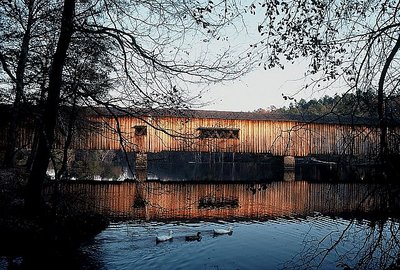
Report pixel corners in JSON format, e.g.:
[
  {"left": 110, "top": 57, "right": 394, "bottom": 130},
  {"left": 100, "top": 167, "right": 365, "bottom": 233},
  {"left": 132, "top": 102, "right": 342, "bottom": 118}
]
[
  {"left": 5, "top": 109, "right": 397, "bottom": 157},
  {"left": 67, "top": 113, "right": 388, "bottom": 157}
]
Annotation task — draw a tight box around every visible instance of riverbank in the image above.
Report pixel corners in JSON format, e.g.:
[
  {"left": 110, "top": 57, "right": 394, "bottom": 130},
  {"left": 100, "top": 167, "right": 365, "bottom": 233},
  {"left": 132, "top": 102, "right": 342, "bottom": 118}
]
[{"left": 0, "top": 168, "right": 109, "bottom": 267}]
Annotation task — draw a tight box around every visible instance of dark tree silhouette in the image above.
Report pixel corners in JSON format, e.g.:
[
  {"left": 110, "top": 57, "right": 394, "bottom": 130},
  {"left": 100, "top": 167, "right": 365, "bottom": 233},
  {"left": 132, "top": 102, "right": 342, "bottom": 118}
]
[
  {"left": 250, "top": 0, "right": 400, "bottom": 166},
  {"left": 25, "top": 0, "right": 75, "bottom": 213},
  {"left": 1, "top": 0, "right": 255, "bottom": 212}
]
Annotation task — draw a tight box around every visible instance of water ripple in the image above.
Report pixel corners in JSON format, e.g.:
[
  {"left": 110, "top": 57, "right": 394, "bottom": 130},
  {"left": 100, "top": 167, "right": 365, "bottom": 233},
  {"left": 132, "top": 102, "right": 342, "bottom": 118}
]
[{"left": 75, "top": 216, "right": 400, "bottom": 270}]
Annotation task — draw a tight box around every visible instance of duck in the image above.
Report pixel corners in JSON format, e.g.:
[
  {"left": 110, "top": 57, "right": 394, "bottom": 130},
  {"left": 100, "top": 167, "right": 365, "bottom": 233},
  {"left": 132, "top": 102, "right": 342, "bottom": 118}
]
[
  {"left": 185, "top": 232, "right": 202, "bottom": 241},
  {"left": 213, "top": 226, "right": 233, "bottom": 235},
  {"left": 156, "top": 230, "right": 173, "bottom": 243}
]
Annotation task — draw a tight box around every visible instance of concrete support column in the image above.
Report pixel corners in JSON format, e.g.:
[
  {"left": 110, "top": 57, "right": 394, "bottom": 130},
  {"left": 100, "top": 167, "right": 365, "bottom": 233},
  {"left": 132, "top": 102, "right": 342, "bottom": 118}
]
[
  {"left": 135, "top": 152, "right": 147, "bottom": 181},
  {"left": 283, "top": 155, "right": 295, "bottom": 181}
]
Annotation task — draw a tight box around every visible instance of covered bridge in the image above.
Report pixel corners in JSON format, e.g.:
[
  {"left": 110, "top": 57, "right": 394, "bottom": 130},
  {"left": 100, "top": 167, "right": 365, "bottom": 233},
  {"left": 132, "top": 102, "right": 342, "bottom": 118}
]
[
  {"left": 1, "top": 106, "right": 399, "bottom": 158},
  {"left": 62, "top": 107, "right": 398, "bottom": 157},
  {"left": 2, "top": 106, "right": 400, "bottom": 180}
]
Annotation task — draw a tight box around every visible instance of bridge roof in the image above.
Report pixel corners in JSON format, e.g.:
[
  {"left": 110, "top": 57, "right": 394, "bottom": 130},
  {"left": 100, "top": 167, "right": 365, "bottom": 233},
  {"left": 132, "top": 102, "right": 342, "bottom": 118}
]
[
  {"left": 87, "top": 107, "right": 380, "bottom": 126},
  {"left": 0, "top": 103, "right": 382, "bottom": 126}
]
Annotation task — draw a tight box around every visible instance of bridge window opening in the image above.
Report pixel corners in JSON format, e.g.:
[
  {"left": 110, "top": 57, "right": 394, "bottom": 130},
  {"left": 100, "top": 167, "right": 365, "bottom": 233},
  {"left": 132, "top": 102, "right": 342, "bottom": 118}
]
[
  {"left": 198, "top": 127, "right": 239, "bottom": 139},
  {"left": 134, "top": 125, "right": 147, "bottom": 136}
]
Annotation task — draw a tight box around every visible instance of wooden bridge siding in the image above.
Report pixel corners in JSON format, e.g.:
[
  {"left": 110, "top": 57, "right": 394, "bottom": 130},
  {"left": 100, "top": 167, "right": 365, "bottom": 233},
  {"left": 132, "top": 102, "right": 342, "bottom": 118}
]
[
  {"left": 17, "top": 124, "right": 34, "bottom": 150},
  {"left": 388, "top": 128, "right": 400, "bottom": 154},
  {"left": 78, "top": 116, "right": 383, "bottom": 156},
  {"left": 0, "top": 118, "right": 34, "bottom": 151},
  {"left": 3, "top": 115, "right": 391, "bottom": 157}
]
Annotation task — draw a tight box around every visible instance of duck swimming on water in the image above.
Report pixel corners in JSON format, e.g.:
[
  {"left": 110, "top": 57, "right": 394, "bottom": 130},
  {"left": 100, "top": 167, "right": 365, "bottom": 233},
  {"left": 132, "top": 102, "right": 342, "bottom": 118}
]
[
  {"left": 185, "top": 232, "right": 202, "bottom": 241},
  {"left": 213, "top": 226, "right": 233, "bottom": 235},
  {"left": 156, "top": 230, "right": 173, "bottom": 243}
]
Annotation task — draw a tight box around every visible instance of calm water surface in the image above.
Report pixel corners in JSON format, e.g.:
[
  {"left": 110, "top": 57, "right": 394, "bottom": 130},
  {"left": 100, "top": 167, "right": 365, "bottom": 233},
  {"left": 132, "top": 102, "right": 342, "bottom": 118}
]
[
  {"left": 79, "top": 216, "right": 398, "bottom": 270},
  {"left": 1, "top": 181, "right": 399, "bottom": 269}
]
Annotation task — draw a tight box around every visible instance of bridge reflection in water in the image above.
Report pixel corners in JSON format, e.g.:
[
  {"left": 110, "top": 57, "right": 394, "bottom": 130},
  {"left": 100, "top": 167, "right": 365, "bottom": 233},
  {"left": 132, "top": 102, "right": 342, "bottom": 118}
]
[{"left": 48, "top": 181, "right": 399, "bottom": 221}]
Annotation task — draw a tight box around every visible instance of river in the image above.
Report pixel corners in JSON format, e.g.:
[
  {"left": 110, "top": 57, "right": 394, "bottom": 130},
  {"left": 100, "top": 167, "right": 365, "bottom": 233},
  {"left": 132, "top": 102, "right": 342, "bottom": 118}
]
[{"left": 1, "top": 180, "right": 399, "bottom": 269}]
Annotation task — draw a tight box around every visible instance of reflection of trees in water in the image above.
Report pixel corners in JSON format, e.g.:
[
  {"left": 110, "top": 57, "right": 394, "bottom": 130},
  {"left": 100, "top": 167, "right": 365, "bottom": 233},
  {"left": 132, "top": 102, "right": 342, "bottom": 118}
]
[
  {"left": 288, "top": 219, "right": 399, "bottom": 269},
  {"left": 284, "top": 186, "right": 400, "bottom": 270}
]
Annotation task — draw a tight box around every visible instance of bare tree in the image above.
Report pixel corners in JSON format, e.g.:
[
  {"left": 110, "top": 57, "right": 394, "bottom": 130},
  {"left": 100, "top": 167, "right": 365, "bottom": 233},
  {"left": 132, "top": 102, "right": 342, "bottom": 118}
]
[
  {"left": 249, "top": 0, "right": 400, "bottom": 169},
  {"left": 0, "top": 0, "right": 59, "bottom": 167},
  {"left": 1, "top": 0, "right": 256, "bottom": 212},
  {"left": 25, "top": 0, "right": 75, "bottom": 213}
]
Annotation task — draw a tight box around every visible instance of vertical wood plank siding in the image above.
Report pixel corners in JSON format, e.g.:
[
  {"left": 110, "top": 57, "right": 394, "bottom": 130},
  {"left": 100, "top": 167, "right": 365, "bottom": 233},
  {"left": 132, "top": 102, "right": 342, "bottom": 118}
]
[
  {"left": 67, "top": 115, "right": 389, "bottom": 157},
  {"left": 2, "top": 113, "right": 397, "bottom": 157}
]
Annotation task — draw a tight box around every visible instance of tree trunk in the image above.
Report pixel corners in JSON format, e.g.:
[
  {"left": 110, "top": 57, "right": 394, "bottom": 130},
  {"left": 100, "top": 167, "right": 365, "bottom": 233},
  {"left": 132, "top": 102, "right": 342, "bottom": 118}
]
[
  {"left": 377, "top": 34, "right": 400, "bottom": 171},
  {"left": 25, "top": 0, "right": 75, "bottom": 214},
  {"left": 26, "top": 60, "right": 49, "bottom": 170},
  {"left": 56, "top": 92, "right": 78, "bottom": 180},
  {"left": 3, "top": 0, "right": 35, "bottom": 168}
]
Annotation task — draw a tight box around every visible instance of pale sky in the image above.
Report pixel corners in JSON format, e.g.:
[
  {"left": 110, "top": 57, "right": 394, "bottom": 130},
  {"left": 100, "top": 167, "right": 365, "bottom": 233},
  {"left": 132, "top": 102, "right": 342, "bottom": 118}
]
[
  {"left": 190, "top": 10, "right": 347, "bottom": 112},
  {"left": 200, "top": 62, "right": 340, "bottom": 112}
]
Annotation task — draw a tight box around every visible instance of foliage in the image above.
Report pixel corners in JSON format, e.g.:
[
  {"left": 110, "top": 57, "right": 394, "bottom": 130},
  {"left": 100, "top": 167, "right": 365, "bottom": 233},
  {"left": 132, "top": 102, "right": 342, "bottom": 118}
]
[
  {"left": 69, "top": 150, "right": 122, "bottom": 180},
  {"left": 0, "top": 0, "right": 254, "bottom": 184},
  {"left": 249, "top": 0, "right": 399, "bottom": 93},
  {"left": 273, "top": 90, "right": 379, "bottom": 117},
  {"left": 249, "top": 0, "right": 400, "bottom": 159}
]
